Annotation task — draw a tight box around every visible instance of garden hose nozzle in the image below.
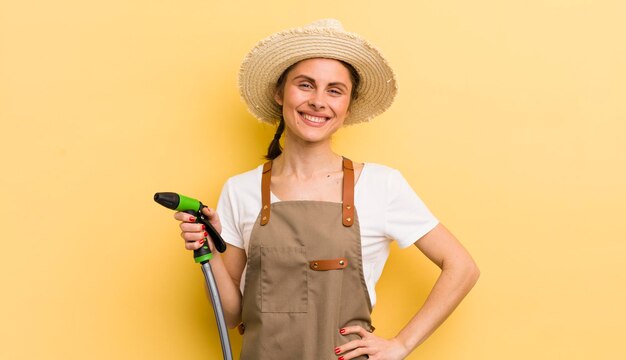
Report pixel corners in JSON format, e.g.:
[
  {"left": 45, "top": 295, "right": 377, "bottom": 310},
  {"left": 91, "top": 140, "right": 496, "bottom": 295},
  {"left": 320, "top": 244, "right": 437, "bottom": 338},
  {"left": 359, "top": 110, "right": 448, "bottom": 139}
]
[{"left": 154, "top": 192, "right": 227, "bottom": 263}]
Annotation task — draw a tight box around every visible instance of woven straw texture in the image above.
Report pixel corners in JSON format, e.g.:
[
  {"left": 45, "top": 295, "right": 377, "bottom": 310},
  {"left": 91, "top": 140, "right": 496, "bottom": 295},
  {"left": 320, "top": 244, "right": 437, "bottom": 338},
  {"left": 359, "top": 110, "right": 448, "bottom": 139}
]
[{"left": 238, "top": 19, "right": 397, "bottom": 125}]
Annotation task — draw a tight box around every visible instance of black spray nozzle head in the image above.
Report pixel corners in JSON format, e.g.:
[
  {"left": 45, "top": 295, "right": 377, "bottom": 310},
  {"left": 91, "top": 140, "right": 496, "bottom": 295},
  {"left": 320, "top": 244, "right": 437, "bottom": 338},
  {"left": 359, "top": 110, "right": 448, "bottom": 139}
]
[
  {"left": 154, "top": 192, "right": 202, "bottom": 212},
  {"left": 154, "top": 192, "right": 181, "bottom": 210}
]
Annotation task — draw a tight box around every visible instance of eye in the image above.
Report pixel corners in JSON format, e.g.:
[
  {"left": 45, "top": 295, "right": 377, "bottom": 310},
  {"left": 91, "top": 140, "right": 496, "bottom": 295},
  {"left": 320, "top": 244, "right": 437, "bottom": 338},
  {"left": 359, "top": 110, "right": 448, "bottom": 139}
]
[
  {"left": 328, "top": 88, "right": 344, "bottom": 96},
  {"left": 298, "top": 82, "right": 313, "bottom": 89}
]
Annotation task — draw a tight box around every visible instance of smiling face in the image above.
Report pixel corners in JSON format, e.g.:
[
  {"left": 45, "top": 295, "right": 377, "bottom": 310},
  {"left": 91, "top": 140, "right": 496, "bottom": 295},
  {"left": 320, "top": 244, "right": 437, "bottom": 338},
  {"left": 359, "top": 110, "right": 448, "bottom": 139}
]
[{"left": 274, "top": 58, "right": 353, "bottom": 146}]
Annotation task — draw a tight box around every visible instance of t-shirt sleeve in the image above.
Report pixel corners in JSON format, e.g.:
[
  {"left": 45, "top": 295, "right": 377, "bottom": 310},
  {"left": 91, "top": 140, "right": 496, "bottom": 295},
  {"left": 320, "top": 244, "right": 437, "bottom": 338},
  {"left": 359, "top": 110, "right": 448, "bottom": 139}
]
[
  {"left": 385, "top": 170, "right": 439, "bottom": 248},
  {"left": 216, "top": 179, "right": 245, "bottom": 249}
]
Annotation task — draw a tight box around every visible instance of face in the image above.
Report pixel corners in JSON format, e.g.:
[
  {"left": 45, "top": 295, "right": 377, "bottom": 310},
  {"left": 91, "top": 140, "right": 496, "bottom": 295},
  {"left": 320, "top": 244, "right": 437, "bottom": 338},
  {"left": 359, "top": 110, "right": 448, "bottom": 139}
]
[{"left": 274, "top": 58, "right": 353, "bottom": 145}]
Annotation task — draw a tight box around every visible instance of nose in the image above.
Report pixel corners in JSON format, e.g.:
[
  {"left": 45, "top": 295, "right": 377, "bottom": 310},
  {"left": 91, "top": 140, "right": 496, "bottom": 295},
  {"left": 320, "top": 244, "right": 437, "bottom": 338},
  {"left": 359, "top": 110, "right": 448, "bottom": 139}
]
[{"left": 307, "top": 90, "right": 326, "bottom": 110}]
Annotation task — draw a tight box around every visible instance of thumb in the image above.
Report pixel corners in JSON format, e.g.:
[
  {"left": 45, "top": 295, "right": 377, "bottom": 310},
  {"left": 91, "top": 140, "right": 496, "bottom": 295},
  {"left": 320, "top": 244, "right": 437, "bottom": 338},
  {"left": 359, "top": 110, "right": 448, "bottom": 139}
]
[
  {"left": 202, "top": 206, "right": 218, "bottom": 219},
  {"left": 201, "top": 206, "right": 221, "bottom": 233}
]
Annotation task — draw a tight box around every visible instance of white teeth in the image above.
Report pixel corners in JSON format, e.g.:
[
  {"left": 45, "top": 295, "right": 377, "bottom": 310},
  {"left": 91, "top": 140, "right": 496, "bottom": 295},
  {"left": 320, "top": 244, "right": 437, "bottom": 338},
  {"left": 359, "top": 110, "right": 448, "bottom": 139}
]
[{"left": 301, "top": 113, "right": 327, "bottom": 123}]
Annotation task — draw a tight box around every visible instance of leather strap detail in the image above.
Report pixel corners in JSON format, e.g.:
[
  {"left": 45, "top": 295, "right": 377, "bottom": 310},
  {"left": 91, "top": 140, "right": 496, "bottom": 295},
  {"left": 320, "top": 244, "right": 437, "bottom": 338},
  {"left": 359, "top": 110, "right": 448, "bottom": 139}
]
[
  {"left": 260, "top": 161, "right": 272, "bottom": 226},
  {"left": 262, "top": 158, "right": 355, "bottom": 227},
  {"left": 342, "top": 157, "right": 355, "bottom": 227},
  {"left": 309, "top": 258, "right": 348, "bottom": 271}
]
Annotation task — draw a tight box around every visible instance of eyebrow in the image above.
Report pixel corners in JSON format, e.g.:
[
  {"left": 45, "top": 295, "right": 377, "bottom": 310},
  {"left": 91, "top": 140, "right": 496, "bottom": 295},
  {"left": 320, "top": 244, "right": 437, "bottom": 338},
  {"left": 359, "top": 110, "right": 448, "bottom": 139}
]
[{"left": 292, "top": 74, "right": 349, "bottom": 91}]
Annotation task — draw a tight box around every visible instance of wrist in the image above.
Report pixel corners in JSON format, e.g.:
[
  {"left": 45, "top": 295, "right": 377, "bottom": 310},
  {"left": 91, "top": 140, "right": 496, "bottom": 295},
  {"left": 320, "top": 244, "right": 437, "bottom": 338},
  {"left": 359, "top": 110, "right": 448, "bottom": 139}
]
[
  {"left": 208, "top": 250, "right": 222, "bottom": 263},
  {"left": 393, "top": 332, "right": 419, "bottom": 355},
  {"left": 388, "top": 336, "right": 412, "bottom": 359}
]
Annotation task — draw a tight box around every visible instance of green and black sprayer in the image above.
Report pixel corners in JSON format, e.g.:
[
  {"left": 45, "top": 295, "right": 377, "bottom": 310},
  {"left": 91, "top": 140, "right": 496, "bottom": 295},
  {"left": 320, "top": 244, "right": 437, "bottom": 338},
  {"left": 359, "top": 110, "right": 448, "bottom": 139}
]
[{"left": 154, "top": 192, "right": 232, "bottom": 360}]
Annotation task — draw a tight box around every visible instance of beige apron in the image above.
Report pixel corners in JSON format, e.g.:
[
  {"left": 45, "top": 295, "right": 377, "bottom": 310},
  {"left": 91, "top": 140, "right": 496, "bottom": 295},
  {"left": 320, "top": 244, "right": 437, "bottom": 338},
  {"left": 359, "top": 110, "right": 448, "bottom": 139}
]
[{"left": 238, "top": 158, "right": 373, "bottom": 360}]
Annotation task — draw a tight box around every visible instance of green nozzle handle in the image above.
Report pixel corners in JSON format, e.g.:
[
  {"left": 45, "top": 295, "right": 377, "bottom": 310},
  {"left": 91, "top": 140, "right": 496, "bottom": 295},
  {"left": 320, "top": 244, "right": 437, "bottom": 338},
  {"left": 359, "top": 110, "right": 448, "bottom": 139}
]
[
  {"left": 154, "top": 192, "right": 227, "bottom": 262},
  {"left": 154, "top": 192, "right": 201, "bottom": 212}
]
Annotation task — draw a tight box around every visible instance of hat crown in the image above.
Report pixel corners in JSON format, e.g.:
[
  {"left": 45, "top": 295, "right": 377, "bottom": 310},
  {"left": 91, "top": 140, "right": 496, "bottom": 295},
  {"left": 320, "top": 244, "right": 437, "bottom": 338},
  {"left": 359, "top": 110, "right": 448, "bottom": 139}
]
[{"left": 303, "top": 18, "right": 344, "bottom": 31}]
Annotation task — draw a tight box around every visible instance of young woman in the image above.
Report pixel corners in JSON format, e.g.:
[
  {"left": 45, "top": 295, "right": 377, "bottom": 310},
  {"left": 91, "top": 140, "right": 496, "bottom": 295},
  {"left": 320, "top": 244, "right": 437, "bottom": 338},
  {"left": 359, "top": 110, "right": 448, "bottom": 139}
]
[{"left": 175, "top": 19, "right": 479, "bottom": 360}]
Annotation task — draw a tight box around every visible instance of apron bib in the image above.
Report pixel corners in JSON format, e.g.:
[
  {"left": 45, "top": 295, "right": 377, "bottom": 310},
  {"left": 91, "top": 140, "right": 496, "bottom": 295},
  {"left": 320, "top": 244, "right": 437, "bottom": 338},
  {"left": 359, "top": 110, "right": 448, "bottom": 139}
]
[{"left": 239, "top": 158, "right": 373, "bottom": 360}]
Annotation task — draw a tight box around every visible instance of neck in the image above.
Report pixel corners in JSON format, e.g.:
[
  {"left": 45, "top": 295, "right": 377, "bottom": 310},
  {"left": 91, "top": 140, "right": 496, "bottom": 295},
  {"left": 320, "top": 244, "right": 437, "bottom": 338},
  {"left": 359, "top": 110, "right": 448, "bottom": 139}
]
[{"left": 273, "top": 135, "right": 342, "bottom": 178}]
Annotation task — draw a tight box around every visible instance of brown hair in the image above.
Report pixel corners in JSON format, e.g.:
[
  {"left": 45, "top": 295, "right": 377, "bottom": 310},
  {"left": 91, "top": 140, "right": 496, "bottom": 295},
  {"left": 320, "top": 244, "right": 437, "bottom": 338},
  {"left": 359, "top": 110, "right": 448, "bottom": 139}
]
[{"left": 265, "top": 60, "right": 361, "bottom": 160}]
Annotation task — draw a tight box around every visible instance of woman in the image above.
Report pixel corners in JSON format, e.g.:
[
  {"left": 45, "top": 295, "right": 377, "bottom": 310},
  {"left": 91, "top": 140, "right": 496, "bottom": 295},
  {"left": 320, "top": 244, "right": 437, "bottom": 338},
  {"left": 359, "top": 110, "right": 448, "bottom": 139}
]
[{"left": 175, "top": 19, "right": 479, "bottom": 360}]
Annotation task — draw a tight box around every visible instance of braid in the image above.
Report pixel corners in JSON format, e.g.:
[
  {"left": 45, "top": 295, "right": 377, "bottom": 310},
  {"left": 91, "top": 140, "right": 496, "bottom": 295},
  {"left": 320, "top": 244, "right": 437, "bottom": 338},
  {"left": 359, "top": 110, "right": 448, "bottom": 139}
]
[{"left": 265, "top": 117, "right": 285, "bottom": 160}]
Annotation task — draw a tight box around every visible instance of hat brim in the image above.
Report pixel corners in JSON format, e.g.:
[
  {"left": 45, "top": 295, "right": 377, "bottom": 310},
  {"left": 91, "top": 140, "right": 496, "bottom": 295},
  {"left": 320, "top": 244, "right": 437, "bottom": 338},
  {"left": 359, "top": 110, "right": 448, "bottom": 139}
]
[{"left": 239, "top": 27, "right": 397, "bottom": 125}]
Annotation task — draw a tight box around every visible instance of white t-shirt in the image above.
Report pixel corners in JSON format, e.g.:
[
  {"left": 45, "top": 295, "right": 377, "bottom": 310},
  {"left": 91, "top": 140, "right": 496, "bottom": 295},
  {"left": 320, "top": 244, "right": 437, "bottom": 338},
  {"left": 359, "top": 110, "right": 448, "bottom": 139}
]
[{"left": 216, "top": 163, "right": 439, "bottom": 306}]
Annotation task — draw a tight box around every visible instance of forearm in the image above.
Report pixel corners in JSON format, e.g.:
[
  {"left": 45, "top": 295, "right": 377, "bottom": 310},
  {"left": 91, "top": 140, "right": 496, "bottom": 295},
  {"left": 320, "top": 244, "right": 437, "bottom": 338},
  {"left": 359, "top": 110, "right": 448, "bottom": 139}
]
[
  {"left": 394, "top": 259, "right": 480, "bottom": 352},
  {"left": 203, "top": 253, "right": 243, "bottom": 328}
]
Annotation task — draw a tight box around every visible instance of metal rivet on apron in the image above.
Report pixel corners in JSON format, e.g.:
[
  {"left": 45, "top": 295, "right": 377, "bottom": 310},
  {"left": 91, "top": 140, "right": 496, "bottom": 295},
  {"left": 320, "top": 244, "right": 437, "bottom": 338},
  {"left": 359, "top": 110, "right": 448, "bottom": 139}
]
[
  {"left": 346, "top": 205, "right": 351, "bottom": 210},
  {"left": 339, "top": 260, "right": 345, "bottom": 266},
  {"left": 346, "top": 217, "right": 352, "bottom": 222},
  {"left": 263, "top": 205, "right": 268, "bottom": 210},
  {"left": 262, "top": 216, "right": 267, "bottom": 221},
  {"left": 313, "top": 262, "right": 319, "bottom": 269}
]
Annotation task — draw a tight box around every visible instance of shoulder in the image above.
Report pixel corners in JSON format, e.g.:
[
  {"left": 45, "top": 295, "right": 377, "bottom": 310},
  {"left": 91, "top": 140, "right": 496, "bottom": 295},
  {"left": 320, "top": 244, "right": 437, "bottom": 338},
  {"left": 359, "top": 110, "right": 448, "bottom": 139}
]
[
  {"left": 355, "top": 162, "right": 405, "bottom": 203},
  {"left": 217, "top": 164, "right": 265, "bottom": 222},
  {"left": 356, "top": 162, "right": 421, "bottom": 203},
  {"left": 224, "top": 163, "right": 264, "bottom": 190},
  {"left": 362, "top": 162, "right": 399, "bottom": 175},
  {"left": 359, "top": 162, "right": 404, "bottom": 185},
  {"left": 219, "top": 164, "right": 264, "bottom": 207}
]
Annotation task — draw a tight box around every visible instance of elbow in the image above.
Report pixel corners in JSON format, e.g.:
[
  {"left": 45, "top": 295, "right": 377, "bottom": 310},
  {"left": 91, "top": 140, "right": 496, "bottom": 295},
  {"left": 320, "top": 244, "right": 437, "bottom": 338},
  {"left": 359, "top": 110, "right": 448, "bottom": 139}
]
[
  {"left": 464, "top": 259, "right": 480, "bottom": 289},
  {"left": 226, "top": 319, "right": 240, "bottom": 330},
  {"left": 225, "top": 313, "right": 242, "bottom": 330},
  {"left": 224, "top": 308, "right": 243, "bottom": 330},
  {"left": 445, "top": 256, "right": 480, "bottom": 290}
]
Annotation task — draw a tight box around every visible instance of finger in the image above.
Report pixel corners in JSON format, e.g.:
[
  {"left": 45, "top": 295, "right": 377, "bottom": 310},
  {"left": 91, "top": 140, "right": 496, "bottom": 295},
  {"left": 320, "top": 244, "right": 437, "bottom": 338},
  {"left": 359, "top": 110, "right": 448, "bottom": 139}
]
[
  {"left": 202, "top": 207, "right": 221, "bottom": 227},
  {"left": 181, "top": 230, "right": 209, "bottom": 242},
  {"left": 201, "top": 206, "right": 213, "bottom": 218},
  {"left": 340, "top": 346, "right": 369, "bottom": 360},
  {"left": 340, "top": 325, "right": 369, "bottom": 338},
  {"left": 336, "top": 338, "right": 366, "bottom": 354},
  {"left": 184, "top": 238, "right": 206, "bottom": 250},
  {"left": 179, "top": 222, "right": 205, "bottom": 232},
  {"left": 174, "top": 211, "right": 196, "bottom": 222}
]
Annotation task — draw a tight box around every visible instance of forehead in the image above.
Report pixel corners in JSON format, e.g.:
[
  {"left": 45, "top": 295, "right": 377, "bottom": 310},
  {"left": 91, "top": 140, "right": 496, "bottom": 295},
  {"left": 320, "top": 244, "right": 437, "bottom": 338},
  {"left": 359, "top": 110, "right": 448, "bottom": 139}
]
[{"left": 286, "top": 58, "right": 351, "bottom": 82}]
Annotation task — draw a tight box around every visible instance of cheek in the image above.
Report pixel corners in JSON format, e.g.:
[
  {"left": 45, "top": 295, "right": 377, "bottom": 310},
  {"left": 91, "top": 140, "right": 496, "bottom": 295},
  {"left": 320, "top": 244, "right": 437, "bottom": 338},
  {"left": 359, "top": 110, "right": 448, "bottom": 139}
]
[
  {"left": 281, "top": 87, "right": 308, "bottom": 106},
  {"left": 330, "top": 98, "right": 351, "bottom": 114}
]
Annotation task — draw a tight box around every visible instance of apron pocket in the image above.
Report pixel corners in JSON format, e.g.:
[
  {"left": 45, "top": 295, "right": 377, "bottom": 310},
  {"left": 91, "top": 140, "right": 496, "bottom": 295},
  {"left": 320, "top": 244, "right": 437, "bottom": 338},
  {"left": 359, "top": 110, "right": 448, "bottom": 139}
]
[{"left": 260, "top": 246, "right": 308, "bottom": 313}]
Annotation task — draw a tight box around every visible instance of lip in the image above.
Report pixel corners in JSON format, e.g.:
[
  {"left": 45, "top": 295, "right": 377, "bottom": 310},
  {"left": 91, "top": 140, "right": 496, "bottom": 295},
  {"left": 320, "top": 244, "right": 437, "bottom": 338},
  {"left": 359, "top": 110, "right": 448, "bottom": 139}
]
[{"left": 298, "top": 111, "right": 331, "bottom": 127}]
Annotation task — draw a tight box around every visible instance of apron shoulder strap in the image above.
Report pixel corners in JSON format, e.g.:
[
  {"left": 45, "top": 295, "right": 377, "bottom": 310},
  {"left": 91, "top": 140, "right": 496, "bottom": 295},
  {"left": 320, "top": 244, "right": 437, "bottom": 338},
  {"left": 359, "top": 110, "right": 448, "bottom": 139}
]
[
  {"left": 260, "top": 158, "right": 355, "bottom": 227},
  {"left": 342, "top": 157, "right": 355, "bottom": 227},
  {"left": 260, "top": 161, "right": 272, "bottom": 225}
]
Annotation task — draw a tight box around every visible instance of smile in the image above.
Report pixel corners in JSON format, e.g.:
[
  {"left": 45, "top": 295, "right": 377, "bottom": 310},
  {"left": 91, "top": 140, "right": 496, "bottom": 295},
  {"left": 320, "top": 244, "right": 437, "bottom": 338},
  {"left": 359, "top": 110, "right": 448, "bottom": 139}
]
[{"left": 299, "top": 112, "right": 330, "bottom": 124}]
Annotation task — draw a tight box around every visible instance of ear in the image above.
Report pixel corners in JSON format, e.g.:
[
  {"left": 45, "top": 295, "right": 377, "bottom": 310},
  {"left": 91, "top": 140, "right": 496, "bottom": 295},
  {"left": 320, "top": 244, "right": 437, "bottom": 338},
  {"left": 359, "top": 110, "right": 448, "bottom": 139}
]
[{"left": 274, "top": 91, "right": 283, "bottom": 106}]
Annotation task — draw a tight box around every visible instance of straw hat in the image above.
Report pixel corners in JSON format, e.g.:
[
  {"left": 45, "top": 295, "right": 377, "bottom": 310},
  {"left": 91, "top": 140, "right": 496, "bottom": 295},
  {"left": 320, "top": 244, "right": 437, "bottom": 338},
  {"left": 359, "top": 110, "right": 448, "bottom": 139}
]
[{"left": 238, "top": 19, "right": 397, "bottom": 125}]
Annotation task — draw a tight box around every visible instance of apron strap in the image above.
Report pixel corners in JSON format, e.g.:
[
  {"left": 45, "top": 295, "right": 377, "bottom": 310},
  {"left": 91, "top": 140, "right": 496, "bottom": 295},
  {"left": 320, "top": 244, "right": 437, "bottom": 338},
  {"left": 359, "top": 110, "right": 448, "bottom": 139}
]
[
  {"left": 342, "top": 157, "right": 355, "bottom": 227},
  {"left": 259, "top": 157, "right": 355, "bottom": 227},
  {"left": 260, "top": 161, "right": 272, "bottom": 226}
]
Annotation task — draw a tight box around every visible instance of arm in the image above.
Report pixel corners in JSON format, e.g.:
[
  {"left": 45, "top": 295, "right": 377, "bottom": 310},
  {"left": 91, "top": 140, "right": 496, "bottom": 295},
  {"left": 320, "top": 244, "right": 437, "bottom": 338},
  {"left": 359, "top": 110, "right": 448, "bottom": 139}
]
[
  {"left": 337, "top": 223, "right": 479, "bottom": 359},
  {"left": 395, "top": 223, "right": 480, "bottom": 351},
  {"left": 176, "top": 207, "right": 247, "bottom": 329}
]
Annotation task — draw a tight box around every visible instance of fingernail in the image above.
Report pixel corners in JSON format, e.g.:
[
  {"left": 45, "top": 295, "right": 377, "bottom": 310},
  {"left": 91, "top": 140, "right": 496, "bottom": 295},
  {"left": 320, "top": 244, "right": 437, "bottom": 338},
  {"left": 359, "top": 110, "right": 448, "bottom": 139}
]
[
  {"left": 339, "top": 328, "right": 346, "bottom": 334},
  {"left": 338, "top": 357, "right": 344, "bottom": 360},
  {"left": 202, "top": 224, "right": 206, "bottom": 230},
  {"left": 334, "top": 347, "right": 340, "bottom": 354},
  {"left": 189, "top": 216, "right": 196, "bottom": 222},
  {"left": 204, "top": 231, "right": 208, "bottom": 237},
  {"left": 199, "top": 239, "right": 205, "bottom": 244}
]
